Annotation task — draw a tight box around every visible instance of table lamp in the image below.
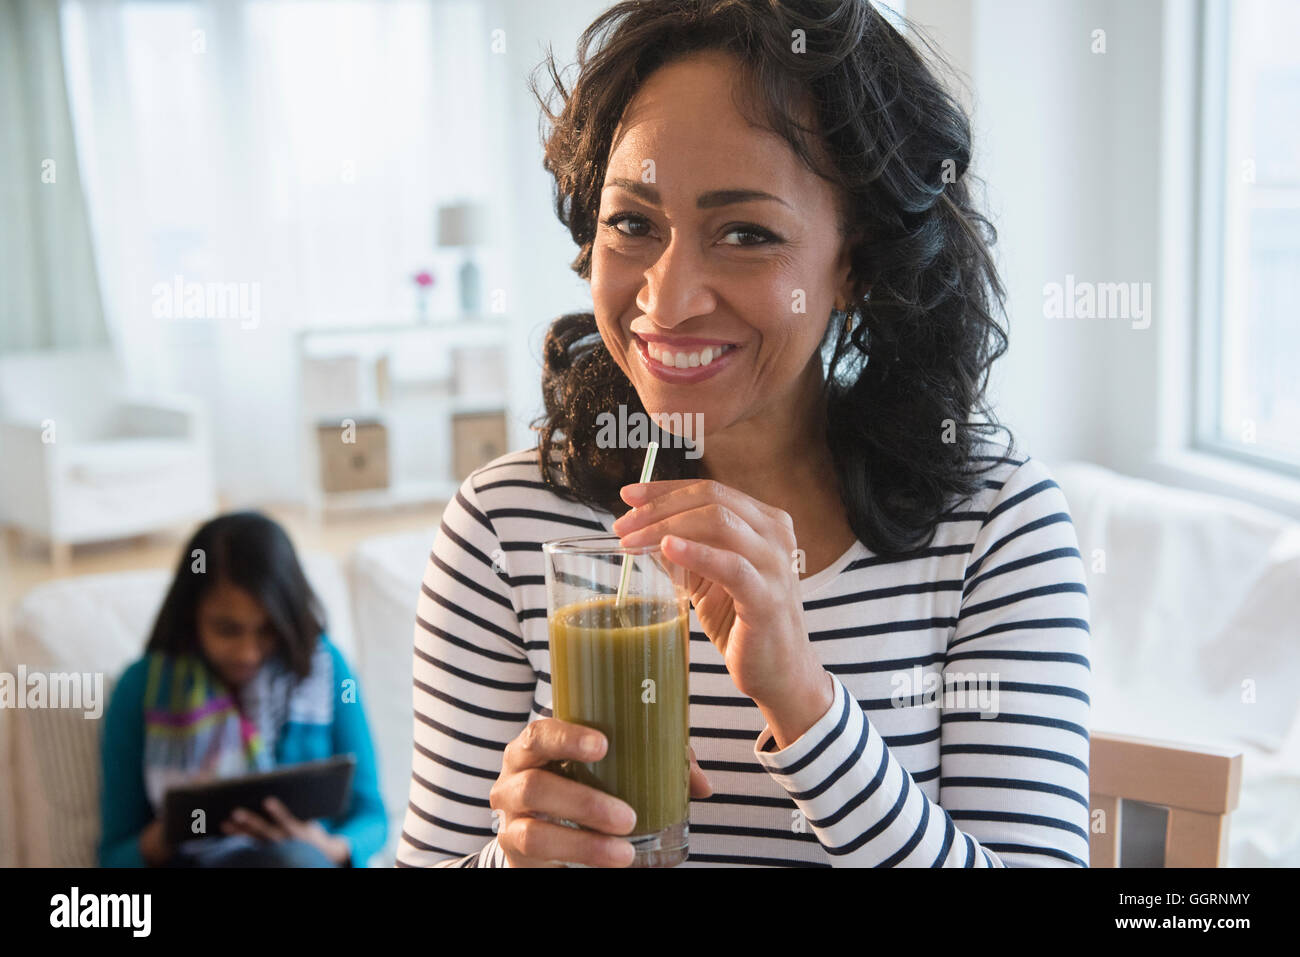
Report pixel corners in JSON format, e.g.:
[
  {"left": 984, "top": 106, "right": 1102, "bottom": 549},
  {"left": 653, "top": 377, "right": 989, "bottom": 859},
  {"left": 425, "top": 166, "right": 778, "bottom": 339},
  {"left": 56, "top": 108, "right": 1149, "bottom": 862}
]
[{"left": 437, "top": 201, "right": 489, "bottom": 317}]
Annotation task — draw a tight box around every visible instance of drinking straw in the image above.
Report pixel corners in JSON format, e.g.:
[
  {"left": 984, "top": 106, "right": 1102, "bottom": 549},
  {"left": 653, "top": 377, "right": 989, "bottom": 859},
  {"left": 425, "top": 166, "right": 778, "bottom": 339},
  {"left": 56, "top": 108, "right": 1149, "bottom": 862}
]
[{"left": 615, "top": 439, "right": 659, "bottom": 610}]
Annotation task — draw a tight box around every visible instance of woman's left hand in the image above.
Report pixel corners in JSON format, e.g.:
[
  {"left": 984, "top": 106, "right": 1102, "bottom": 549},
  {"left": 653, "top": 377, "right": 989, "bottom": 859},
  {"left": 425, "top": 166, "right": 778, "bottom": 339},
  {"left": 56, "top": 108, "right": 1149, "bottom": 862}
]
[
  {"left": 221, "top": 797, "right": 351, "bottom": 866},
  {"left": 613, "top": 479, "right": 833, "bottom": 749}
]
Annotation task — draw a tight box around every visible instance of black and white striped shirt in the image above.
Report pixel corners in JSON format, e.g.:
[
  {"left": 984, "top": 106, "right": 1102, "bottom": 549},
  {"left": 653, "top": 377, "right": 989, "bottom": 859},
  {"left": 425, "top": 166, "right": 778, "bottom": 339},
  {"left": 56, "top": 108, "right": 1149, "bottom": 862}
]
[{"left": 397, "top": 444, "right": 1091, "bottom": 867}]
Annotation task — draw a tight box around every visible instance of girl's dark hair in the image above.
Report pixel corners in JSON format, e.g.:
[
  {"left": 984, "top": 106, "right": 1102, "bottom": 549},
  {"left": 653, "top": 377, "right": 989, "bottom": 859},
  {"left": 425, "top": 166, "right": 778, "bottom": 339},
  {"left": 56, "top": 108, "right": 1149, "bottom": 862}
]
[
  {"left": 145, "top": 511, "right": 325, "bottom": 680},
  {"left": 529, "top": 0, "right": 1015, "bottom": 558}
]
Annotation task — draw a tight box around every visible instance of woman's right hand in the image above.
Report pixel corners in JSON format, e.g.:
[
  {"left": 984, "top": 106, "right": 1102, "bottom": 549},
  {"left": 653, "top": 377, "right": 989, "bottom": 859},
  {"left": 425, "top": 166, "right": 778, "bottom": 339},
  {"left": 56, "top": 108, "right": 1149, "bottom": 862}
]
[
  {"left": 139, "top": 817, "right": 172, "bottom": 867},
  {"left": 489, "top": 718, "right": 712, "bottom": 868}
]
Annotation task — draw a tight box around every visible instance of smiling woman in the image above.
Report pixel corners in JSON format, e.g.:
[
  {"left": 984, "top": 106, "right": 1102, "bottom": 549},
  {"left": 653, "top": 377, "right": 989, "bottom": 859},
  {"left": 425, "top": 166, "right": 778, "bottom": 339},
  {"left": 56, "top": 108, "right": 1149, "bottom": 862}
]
[
  {"left": 399, "top": 0, "right": 1091, "bottom": 869},
  {"left": 532, "top": 0, "right": 1013, "bottom": 561}
]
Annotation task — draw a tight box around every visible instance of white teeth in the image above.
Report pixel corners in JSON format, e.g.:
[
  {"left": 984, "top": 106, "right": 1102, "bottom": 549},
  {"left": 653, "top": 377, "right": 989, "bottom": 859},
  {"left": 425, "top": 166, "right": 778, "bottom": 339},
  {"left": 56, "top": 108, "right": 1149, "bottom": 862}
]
[{"left": 643, "top": 340, "right": 733, "bottom": 369}]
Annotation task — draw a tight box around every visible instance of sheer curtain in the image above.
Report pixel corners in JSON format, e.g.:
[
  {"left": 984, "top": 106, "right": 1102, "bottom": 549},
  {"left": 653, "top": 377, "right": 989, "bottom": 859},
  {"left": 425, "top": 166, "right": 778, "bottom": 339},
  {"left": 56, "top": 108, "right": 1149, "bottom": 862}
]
[
  {"left": 59, "top": 0, "right": 509, "bottom": 502},
  {"left": 0, "top": 0, "right": 107, "bottom": 352}
]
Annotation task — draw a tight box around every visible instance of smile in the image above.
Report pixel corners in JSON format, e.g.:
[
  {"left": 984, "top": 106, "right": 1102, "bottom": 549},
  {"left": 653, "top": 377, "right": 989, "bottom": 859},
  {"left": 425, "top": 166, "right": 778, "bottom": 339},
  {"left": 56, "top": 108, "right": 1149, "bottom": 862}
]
[{"left": 632, "top": 335, "right": 740, "bottom": 383}]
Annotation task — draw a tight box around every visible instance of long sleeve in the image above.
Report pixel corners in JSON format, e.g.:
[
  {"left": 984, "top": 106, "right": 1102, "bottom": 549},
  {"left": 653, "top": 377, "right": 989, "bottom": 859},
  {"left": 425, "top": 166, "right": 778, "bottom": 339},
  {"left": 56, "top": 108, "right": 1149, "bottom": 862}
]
[
  {"left": 97, "top": 659, "right": 151, "bottom": 868},
  {"left": 396, "top": 474, "right": 536, "bottom": 868},
  {"left": 753, "top": 457, "right": 1092, "bottom": 866}
]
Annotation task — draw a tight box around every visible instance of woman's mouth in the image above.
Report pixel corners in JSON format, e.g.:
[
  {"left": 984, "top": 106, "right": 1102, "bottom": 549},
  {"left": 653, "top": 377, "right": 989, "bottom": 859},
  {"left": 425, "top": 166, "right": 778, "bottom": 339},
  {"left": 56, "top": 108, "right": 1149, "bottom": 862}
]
[{"left": 632, "top": 335, "right": 740, "bottom": 383}]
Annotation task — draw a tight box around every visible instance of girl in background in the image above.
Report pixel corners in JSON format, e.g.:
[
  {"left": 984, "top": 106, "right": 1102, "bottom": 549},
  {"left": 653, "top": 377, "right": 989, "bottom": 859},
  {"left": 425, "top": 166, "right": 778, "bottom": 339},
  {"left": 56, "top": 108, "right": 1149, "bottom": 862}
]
[{"left": 99, "top": 511, "right": 386, "bottom": 867}]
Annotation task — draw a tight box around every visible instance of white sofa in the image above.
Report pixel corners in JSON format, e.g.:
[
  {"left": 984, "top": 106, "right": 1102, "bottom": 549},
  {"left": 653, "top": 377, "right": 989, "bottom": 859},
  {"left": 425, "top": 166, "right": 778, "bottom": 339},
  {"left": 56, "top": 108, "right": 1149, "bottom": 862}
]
[
  {"left": 2, "top": 459, "right": 1298, "bottom": 867},
  {"left": 344, "top": 527, "right": 438, "bottom": 852},
  {"left": 1052, "top": 462, "right": 1300, "bottom": 866}
]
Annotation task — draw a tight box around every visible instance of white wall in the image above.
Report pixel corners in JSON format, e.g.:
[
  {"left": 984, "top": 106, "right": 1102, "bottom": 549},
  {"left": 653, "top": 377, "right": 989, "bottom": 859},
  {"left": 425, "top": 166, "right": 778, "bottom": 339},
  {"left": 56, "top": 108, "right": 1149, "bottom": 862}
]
[{"left": 907, "top": 0, "right": 1166, "bottom": 470}]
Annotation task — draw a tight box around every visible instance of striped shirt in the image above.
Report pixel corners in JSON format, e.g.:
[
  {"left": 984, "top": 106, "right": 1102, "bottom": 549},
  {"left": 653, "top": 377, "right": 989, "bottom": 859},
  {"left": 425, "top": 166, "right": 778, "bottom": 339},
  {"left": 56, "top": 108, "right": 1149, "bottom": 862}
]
[{"left": 396, "top": 444, "right": 1091, "bottom": 867}]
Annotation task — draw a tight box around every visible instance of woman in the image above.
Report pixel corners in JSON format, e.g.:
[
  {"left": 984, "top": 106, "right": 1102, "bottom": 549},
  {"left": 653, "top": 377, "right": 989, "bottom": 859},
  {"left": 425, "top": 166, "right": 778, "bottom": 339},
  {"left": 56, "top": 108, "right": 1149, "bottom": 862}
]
[
  {"left": 99, "top": 512, "right": 387, "bottom": 867},
  {"left": 398, "top": 0, "right": 1090, "bottom": 868}
]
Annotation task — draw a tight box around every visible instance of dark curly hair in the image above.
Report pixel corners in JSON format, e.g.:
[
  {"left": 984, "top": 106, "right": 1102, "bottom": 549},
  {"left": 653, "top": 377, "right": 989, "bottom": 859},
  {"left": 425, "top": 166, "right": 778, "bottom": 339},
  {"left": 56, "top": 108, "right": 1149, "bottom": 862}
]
[{"left": 529, "top": 0, "right": 1016, "bottom": 558}]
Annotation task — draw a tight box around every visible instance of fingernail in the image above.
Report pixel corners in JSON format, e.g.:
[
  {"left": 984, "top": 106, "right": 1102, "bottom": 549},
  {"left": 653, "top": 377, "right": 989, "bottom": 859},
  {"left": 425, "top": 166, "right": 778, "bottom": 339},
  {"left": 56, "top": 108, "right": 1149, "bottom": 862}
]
[
  {"left": 622, "top": 484, "right": 646, "bottom": 502},
  {"left": 582, "top": 733, "right": 603, "bottom": 757},
  {"left": 615, "top": 804, "right": 637, "bottom": 832}
]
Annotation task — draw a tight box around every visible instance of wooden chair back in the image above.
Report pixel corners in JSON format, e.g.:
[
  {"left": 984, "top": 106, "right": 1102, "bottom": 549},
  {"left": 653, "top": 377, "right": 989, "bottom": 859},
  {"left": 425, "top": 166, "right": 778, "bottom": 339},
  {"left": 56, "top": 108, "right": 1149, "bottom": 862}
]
[{"left": 1089, "top": 730, "right": 1243, "bottom": 867}]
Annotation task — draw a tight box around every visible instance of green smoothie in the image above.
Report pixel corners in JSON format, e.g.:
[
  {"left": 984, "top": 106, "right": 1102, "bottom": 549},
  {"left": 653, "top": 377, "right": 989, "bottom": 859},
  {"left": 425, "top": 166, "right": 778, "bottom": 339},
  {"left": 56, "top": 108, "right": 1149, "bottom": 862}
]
[{"left": 549, "top": 594, "right": 690, "bottom": 836}]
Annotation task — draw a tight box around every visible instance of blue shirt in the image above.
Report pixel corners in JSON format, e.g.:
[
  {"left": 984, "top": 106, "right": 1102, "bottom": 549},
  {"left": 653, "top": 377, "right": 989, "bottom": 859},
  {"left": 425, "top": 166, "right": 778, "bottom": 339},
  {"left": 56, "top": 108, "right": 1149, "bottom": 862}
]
[{"left": 99, "top": 635, "right": 387, "bottom": 867}]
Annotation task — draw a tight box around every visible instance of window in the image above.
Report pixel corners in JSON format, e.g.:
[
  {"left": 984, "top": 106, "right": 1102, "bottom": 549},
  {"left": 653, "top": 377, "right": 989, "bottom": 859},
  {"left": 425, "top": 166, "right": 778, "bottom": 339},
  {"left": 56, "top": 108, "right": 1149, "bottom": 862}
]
[
  {"left": 60, "top": 0, "right": 502, "bottom": 332},
  {"left": 1196, "top": 0, "right": 1300, "bottom": 477}
]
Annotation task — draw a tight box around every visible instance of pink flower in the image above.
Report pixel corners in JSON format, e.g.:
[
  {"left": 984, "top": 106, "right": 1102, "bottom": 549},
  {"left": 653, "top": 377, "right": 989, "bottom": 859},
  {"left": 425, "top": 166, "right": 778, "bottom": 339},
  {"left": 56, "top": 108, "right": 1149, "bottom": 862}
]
[{"left": 413, "top": 270, "right": 434, "bottom": 287}]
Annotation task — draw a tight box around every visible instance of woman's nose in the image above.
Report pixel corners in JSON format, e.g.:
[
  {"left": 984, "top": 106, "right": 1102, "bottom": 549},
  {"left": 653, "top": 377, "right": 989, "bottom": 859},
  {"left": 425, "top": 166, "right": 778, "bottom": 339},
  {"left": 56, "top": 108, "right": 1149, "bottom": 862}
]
[
  {"left": 235, "top": 635, "right": 263, "bottom": 664},
  {"left": 636, "top": 234, "right": 716, "bottom": 328}
]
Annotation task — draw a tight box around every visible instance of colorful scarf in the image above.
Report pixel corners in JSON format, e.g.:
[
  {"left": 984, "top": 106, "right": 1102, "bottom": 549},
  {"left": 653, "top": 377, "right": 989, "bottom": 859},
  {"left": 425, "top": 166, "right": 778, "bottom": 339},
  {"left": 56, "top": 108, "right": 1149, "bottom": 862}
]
[{"left": 140, "top": 644, "right": 332, "bottom": 816}]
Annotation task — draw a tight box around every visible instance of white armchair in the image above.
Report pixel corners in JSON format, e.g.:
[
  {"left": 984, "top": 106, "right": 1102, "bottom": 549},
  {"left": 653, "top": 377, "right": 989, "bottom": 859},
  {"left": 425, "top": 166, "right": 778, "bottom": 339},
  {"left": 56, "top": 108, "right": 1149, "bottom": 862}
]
[{"left": 0, "top": 349, "right": 217, "bottom": 563}]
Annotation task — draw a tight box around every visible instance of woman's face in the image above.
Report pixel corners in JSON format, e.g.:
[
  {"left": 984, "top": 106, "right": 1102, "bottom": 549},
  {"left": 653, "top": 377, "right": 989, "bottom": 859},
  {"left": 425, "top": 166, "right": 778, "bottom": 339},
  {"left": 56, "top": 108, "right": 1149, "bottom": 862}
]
[
  {"left": 591, "top": 50, "right": 856, "bottom": 441},
  {"left": 196, "top": 580, "right": 276, "bottom": 689}
]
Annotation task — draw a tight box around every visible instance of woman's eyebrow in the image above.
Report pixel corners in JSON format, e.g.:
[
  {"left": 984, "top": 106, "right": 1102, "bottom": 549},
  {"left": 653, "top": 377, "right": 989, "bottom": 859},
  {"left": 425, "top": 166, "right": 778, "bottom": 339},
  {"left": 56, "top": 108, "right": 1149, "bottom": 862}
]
[{"left": 602, "top": 177, "right": 791, "bottom": 210}]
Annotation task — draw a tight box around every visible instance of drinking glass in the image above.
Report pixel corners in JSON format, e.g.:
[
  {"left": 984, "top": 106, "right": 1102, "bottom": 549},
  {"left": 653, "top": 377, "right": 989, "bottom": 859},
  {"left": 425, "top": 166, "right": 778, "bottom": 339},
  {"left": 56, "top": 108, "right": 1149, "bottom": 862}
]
[{"left": 542, "top": 534, "right": 691, "bottom": 867}]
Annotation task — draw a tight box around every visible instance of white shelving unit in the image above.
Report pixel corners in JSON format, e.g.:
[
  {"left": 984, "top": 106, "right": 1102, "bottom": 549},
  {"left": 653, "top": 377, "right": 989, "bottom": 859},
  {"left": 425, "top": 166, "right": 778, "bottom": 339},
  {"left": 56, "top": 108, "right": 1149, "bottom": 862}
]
[{"left": 296, "top": 317, "right": 510, "bottom": 518}]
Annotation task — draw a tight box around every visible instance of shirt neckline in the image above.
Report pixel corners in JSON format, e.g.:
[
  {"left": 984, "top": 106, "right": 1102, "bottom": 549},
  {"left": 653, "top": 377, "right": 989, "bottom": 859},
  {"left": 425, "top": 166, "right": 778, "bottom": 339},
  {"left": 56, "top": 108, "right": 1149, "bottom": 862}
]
[{"left": 798, "top": 538, "right": 868, "bottom": 597}]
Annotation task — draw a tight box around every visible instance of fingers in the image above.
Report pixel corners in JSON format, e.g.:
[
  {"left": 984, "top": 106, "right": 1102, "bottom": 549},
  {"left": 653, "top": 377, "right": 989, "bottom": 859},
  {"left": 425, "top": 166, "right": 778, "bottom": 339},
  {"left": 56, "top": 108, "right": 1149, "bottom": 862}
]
[
  {"left": 620, "top": 479, "right": 791, "bottom": 542},
  {"left": 501, "top": 718, "right": 607, "bottom": 773},
  {"left": 619, "top": 479, "right": 697, "bottom": 505},
  {"left": 616, "top": 481, "right": 796, "bottom": 568},
  {"left": 618, "top": 480, "right": 772, "bottom": 535},
  {"left": 496, "top": 765, "right": 637, "bottom": 835},
  {"left": 495, "top": 721, "right": 709, "bottom": 866},
  {"left": 260, "top": 797, "right": 306, "bottom": 837},
  {"left": 222, "top": 808, "right": 288, "bottom": 842},
  {"left": 688, "top": 746, "right": 713, "bottom": 799},
  {"left": 617, "top": 502, "right": 769, "bottom": 563},
  {"left": 221, "top": 813, "right": 253, "bottom": 839},
  {"left": 494, "top": 720, "right": 649, "bottom": 867},
  {"left": 661, "top": 534, "right": 766, "bottom": 610},
  {"left": 502, "top": 816, "right": 635, "bottom": 868}
]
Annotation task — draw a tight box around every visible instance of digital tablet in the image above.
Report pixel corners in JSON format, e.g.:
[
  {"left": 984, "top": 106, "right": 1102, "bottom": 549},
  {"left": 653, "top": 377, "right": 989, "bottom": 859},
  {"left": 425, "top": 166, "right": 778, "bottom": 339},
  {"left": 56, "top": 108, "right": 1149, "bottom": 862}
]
[{"left": 162, "top": 754, "right": 356, "bottom": 847}]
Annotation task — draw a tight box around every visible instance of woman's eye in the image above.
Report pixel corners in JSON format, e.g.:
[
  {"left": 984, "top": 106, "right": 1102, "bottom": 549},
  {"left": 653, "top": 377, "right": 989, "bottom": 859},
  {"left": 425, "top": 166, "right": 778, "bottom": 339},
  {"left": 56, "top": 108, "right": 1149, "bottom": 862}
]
[
  {"left": 602, "top": 213, "right": 652, "bottom": 238},
  {"left": 600, "top": 213, "right": 778, "bottom": 247},
  {"left": 719, "top": 225, "right": 777, "bottom": 247}
]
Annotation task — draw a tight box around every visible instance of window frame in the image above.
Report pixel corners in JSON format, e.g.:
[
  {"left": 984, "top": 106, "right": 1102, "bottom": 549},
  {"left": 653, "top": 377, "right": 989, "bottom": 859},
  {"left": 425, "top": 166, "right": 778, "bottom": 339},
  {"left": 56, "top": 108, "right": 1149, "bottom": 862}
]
[{"left": 1192, "top": 0, "right": 1300, "bottom": 481}]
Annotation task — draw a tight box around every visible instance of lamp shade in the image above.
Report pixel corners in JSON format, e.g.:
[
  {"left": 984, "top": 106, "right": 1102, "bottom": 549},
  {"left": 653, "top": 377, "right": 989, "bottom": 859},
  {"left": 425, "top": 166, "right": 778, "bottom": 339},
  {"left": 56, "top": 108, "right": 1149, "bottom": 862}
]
[{"left": 437, "top": 201, "right": 489, "bottom": 247}]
